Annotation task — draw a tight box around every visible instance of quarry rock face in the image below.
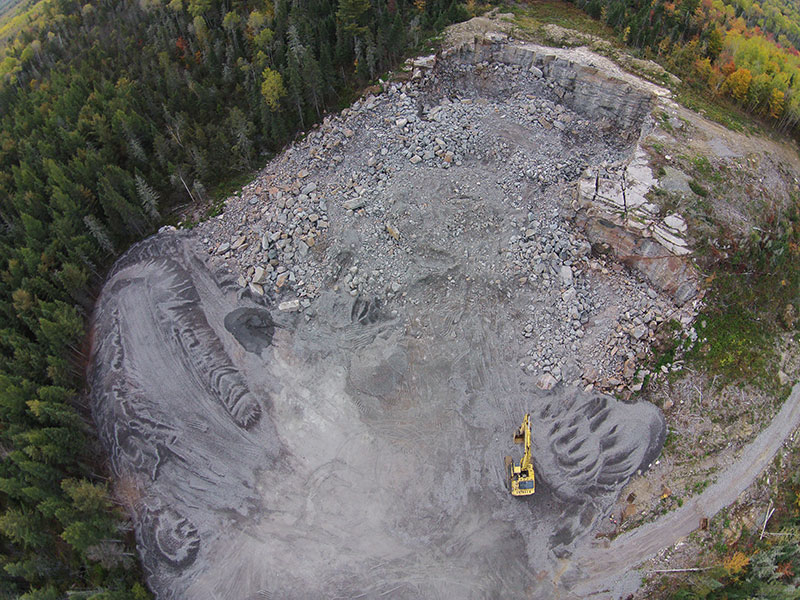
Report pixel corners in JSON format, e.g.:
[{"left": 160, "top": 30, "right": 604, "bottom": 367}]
[
  {"left": 448, "top": 40, "right": 659, "bottom": 134},
  {"left": 86, "top": 28, "right": 700, "bottom": 599},
  {"left": 444, "top": 34, "right": 697, "bottom": 305}
]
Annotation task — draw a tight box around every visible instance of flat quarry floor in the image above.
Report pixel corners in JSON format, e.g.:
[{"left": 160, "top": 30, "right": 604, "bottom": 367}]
[{"left": 89, "top": 52, "right": 668, "bottom": 599}]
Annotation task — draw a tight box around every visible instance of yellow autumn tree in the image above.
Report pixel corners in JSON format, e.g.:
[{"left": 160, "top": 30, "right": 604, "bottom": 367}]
[
  {"left": 260, "top": 67, "right": 286, "bottom": 110},
  {"left": 724, "top": 551, "right": 750, "bottom": 575},
  {"left": 768, "top": 88, "right": 785, "bottom": 119},
  {"left": 725, "top": 67, "right": 752, "bottom": 102}
]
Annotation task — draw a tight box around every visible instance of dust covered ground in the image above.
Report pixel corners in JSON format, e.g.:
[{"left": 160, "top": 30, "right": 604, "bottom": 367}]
[{"left": 86, "top": 36, "right": 688, "bottom": 599}]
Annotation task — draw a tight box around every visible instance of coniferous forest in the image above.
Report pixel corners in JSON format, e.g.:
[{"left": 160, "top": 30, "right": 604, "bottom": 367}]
[{"left": 0, "top": 0, "right": 466, "bottom": 596}]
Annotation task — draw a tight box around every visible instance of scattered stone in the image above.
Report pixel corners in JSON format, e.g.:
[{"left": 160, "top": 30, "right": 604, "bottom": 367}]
[
  {"left": 536, "top": 373, "right": 558, "bottom": 390},
  {"left": 252, "top": 266, "right": 267, "bottom": 284},
  {"left": 278, "top": 299, "right": 301, "bottom": 312},
  {"left": 343, "top": 198, "right": 366, "bottom": 211},
  {"left": 386, "top": 222, "right": 400, "bottom": 240},
  {"left": 412, "top": 54, "right": 436, "bottom": 69},
  {"left": 582, "top": 367, "right": 599, "bottom": 383},
  {"left": 560, "top": 265, "right": 573, "bottom": 287}
]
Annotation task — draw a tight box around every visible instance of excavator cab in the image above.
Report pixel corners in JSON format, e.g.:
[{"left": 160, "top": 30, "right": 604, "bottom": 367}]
[{"left": 504, "top": 413, "right": 536, "bottom": 496}]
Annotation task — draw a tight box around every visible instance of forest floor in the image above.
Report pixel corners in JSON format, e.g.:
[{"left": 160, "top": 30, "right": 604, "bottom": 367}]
[{"left": 90, "top": 14, "right": 800, "bottom": 599}]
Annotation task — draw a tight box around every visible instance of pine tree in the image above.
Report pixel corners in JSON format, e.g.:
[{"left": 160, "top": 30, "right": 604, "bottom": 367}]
[{"left": 135, "top": 174, "right": 161, "bottom": 220}]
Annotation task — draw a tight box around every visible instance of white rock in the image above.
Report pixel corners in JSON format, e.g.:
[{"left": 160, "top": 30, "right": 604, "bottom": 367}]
[
  {"left": 653, "top": 225, "right": 691, "bottom": 256},
  {"left": 412, "top": 54, "right": 436, "bottom": 69},
  {"left": 663, "top": 213, "right": 688, "bottom": 233},
  {"left": 278, "top": 299, "right": 301, "bottom": 312},
  {"left": 560, "top": 265, "right": 573, "bottom": 287},
  {"left": 536, "top": 373, "right": 558, "bottom": 390},
  {"left": 252, "top": 266, "right": 267, "bottom": 284}
]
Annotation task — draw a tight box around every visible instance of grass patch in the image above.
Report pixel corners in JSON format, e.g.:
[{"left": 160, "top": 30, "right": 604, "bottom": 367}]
[
  {"left": 663, "top": 429, "right": 679, "bottom": 453},
  {"left": 687, "top": 307, "right": 773, "bottom": 388},
  {"left": 504, "top": 0, "right": 617, "bottom": 43},
  {"left": 688, "top": 179, "right": 708, "bottom": 197},
  {"left": 688, "top": 197, "right": 800, "bottom": 391},
  {"left": 691, "top": 478, "right": 711, "bottom": 495},
  {"left": 675, "top": 87, "right": 759, "bottom": 135}
]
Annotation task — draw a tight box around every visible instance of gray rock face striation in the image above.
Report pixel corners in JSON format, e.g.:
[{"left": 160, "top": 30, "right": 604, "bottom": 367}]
[
  {"left": 445, "top": 38, "right": 661, "bottom": 135},
  {"left": 89, "top": 233, "right": 283, "bottom": 594}
]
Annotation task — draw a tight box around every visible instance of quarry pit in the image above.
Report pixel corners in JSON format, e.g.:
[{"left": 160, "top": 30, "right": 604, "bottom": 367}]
[{"left": 87, "top": 21, "right": 724, "bottom": 599}]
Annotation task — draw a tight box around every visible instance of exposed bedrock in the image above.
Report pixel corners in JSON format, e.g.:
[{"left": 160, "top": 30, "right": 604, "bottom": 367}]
[{"left": 447, "top": 39, "right": 659, "bottom": 134}]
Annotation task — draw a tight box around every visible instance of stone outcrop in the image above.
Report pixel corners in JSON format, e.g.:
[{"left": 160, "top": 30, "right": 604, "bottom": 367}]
[
  {"left": 443, "top": 36, "right": 665, "bottom": 134},
  {"left": 575, "top": 148, "right": 697, "bottom": 305}
]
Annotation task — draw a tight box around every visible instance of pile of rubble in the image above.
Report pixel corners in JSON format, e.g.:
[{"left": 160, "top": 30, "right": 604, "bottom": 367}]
[{"left": 193, "top": 34, "right": 701, "bottom": 395}]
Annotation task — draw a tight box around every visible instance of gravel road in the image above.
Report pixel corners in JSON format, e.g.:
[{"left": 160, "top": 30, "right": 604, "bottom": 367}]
[{"left": 560, "top": 382, "right": 800, "bottom": 598}]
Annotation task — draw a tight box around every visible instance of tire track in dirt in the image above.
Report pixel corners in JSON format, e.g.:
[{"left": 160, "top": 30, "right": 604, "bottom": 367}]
[{"left": 562, "top": 382, "right": 800, "bottom": 598}]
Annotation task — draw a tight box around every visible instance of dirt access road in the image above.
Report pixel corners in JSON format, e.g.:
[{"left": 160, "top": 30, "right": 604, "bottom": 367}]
[{"left": 559, "top": 381, "right": 800, "bottom": 598}]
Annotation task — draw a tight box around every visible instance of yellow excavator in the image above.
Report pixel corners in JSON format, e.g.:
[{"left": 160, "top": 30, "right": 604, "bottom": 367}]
[{"left": 504, "top": 413, "right": 536, "bottom": 496}]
